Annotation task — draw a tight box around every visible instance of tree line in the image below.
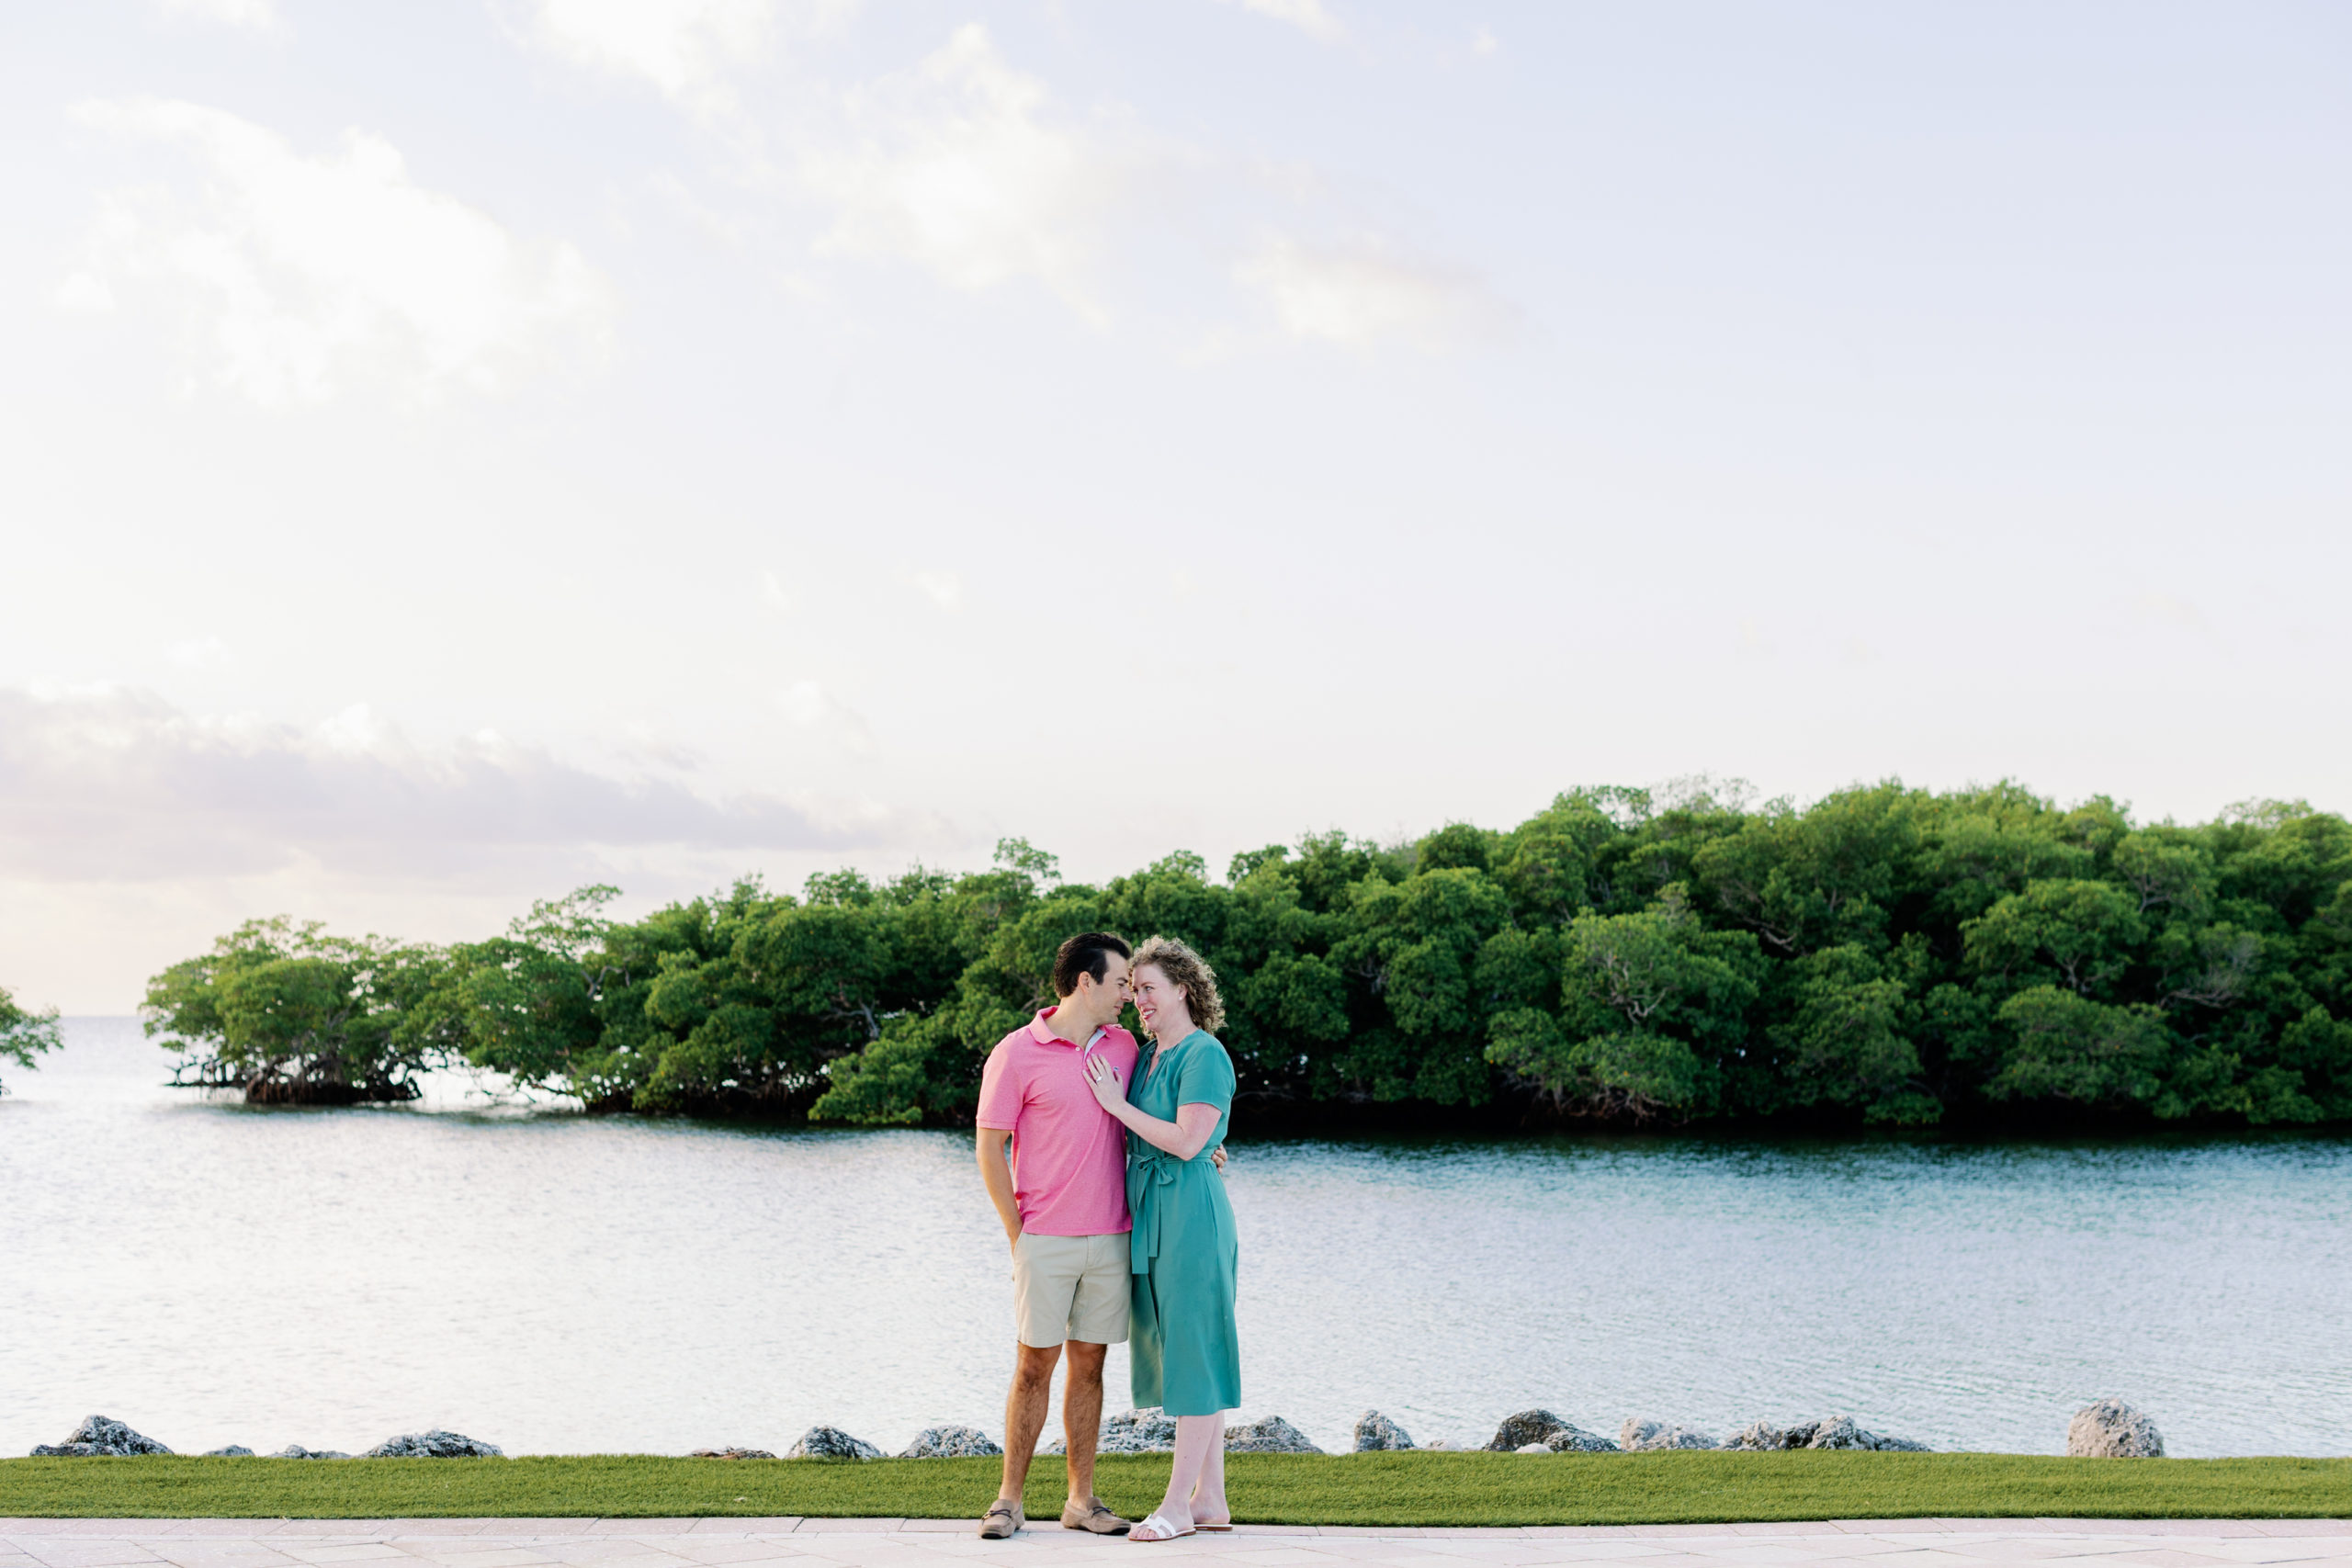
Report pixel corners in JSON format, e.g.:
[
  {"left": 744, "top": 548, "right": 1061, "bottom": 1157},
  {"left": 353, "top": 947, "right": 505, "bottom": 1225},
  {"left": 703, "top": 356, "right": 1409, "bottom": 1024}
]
[{"left": 138, "top": 780, "right": 2352, "bottom": 1129}]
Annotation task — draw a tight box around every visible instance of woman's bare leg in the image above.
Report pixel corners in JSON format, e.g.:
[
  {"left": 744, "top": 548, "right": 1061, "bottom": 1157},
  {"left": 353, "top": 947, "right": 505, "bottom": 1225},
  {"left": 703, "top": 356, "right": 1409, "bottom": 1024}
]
[
  {"left": 1144, "top": 1416, "right": 1223, "bottom": 1535},
  {"left": 1191, "top": 1416, "right": 1229, "bottom": 1524}
]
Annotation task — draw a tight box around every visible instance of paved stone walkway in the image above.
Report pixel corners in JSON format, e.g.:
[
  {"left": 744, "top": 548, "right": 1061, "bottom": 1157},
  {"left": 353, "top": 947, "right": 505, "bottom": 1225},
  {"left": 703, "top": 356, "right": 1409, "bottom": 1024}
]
[{"left": 5, "top": 1518, "right": 2350, "bottom": 1568}]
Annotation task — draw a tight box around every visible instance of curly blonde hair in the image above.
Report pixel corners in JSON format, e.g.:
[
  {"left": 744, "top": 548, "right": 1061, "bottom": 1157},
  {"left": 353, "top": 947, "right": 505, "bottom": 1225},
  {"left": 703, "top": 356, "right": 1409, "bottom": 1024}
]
[{"left": 1131, "top": 934, "right": 1226, "bottom": 1034}]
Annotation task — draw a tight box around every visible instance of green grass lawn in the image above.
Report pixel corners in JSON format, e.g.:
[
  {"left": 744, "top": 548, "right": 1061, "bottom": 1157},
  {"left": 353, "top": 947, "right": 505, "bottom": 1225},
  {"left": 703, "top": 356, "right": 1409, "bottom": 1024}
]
[{"left": 1, "top": 1452, "right": 2346, "bottom": 1526}]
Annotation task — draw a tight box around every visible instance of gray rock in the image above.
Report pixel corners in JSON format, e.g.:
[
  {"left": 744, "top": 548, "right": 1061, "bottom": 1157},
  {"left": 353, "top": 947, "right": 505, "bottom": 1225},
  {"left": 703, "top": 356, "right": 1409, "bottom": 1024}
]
[
  {"left": 2067, "top": 1399, "right": 2164, "bottom": 1459},
  {"left": 1484, "top": 1410, "right": 1614, "bottom": 1453},
  {"left": 899, "top": 1425, "right": 1001, "bottom": 1459},
  {"left": 1485, "top": 1409, "right": 1569, "bottom": 1451},
  {"left": 30, "top": 1416, "right": 172, "bottom": 1457},
  {"left": 688, "top": 1447, "right": 777, "bottom": 1460},
  {"left": 1620, "top": 1418, "right": 1715, "bottom": 1451},
  {"left": 1352, "top": 1410, "right": 1415, "bottom": 1451},
  {"left": 1722, "top": 1421, "right": 1792, "bottom": 1451},
  {"left": 271, "top": 1446, "right": 351, "bottom": 1460},
  {"left": 1514, "top": 1442, "right": 1552, "bottom": 1454},
  {"left": 203, "top": 1446, "right": 255, "bottom": 1458},
  {"left": 1544, "top": 1425, "right": 1619, "bottom": 1453},
  {"left": 1099, "top": 1408, "right": 1179, "bottom": 1454},
  {"left": 1803, "top": 1416, "right": 1928, "bottom": 1452},
  {"left": 363, "top": 1430, "right": 504, "bottom": 1459},
  {"left": 786, "top": 1427, "right": 882, "bottom": 1461},
  {"left": 1723, "top": 1417, "right": 1928, "bottom": 1453},
  {"left": 1225, "top": 1416, "right": 1321, "bottom": 1454}
]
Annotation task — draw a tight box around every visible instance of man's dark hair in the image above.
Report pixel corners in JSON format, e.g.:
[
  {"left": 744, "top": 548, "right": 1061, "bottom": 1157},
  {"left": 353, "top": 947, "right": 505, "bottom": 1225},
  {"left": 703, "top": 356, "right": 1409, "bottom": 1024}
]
[{"left": 1052, "top": 931, "right": 1132, "bottom": 998}]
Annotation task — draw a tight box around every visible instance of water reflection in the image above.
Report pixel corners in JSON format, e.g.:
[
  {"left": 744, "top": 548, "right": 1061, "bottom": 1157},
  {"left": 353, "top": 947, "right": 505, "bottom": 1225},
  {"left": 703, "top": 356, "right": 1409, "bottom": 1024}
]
[{"left": 4, "top": 1019, "right": 2346, "bottom": 1459}]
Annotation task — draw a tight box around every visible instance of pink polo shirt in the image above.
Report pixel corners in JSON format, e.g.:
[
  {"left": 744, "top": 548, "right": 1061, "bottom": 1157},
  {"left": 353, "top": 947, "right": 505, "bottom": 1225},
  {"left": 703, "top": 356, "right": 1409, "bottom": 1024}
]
[{"left": 976, "top": 1008, "right": 1139, "bottom": 1236}]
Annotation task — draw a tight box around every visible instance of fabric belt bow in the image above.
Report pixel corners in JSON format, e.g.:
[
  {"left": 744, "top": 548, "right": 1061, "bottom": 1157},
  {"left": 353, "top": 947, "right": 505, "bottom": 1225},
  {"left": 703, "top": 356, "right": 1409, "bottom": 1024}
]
[{"left": 1126, "top": 1146, "right": 1183, "bottom": 1274}]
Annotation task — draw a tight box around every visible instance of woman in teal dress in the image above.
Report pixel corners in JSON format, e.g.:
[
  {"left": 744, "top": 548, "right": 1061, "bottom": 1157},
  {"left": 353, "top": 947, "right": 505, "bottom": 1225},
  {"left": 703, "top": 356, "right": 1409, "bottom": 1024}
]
[{"left": 1084, "top": 934, "right": 1238, "bottom": 1543}]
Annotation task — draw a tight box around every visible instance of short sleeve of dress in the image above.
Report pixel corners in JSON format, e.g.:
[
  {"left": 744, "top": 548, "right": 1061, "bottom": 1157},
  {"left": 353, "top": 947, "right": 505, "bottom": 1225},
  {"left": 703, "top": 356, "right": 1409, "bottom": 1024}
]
[{"left": 1174, "top": 1033, "right": 1236, "bottom": 1114}]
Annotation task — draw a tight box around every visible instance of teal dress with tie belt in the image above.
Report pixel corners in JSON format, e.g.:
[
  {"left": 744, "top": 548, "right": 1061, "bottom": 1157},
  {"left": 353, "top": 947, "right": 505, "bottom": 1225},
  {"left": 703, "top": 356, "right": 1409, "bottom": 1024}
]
[{"left": 1126, "top": 1029, "right": 1240, "bottom": 1417}]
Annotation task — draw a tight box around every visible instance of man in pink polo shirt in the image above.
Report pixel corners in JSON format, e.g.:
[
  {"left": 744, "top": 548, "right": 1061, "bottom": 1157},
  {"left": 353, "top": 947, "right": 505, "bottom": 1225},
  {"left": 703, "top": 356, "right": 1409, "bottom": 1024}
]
[{"left": 974, "top": 931, "right": 1139, "bottom": 1540}]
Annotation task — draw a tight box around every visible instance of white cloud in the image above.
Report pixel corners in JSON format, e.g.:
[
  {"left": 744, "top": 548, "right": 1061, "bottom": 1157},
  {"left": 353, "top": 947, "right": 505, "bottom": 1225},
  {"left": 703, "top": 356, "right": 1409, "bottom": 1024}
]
[
  {"left": 1472, "top": 27, "right": 1499, "bottom": 56},
  {"left": 2133, "top": 592, "right": 2210, "bottom": 634},
  {"left": 53, "top": 272, "right": 117, "bottom": 315},
  {"left": 517, "top": 11, "right": 1494, "bottom": 346},
  {"left": 69, "top": 98, "right": 614, "bottom": 406},
  {"left": 1234, "top": 236, "right": 1507, "bottom": 349},
  {"left": 776, "top": 680, "right": 831, "bottom": 726},
  {"left": 914, "top": 571, "right": 963, "bottom": 611},
  {"left": 521, "top": 0, "right": 775, "bottom": 110},
  {"left": 801, "top": 25, "right": 1130, "bottom": 311},
  {"left": 315, "top": 701, "right": 390, "bottom": 755},
  {"left": 0, "top": 684, "right": 882, "bottom": 885},
  {"left": 154, "top": 0, "right": 277, "bottom": 31},
  {"left": 1216, "top": 0, "right": 1345, "bottom": 44},
  {"left": 775, "top": 680, "right": 873, "bottom": 753},
  {"left": 166, "top": 636, "right": 232, "bottom": 669}
]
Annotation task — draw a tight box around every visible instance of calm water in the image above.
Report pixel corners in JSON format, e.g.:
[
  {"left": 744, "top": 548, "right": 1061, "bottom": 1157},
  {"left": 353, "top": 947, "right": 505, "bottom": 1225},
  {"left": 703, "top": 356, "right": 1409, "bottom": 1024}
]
[{"left": 4, "top": 1018, "right": 2347, "bottom": 1460}]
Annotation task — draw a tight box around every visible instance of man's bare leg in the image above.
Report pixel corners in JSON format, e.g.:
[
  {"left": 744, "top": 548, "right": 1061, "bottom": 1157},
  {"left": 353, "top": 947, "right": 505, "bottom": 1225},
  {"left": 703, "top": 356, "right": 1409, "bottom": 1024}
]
[
  {"left": 1060, "top": 1340, "right": 1107, "bottom": 1507},
  {"left": 997, "top": 1342, "right": 1063, "bottom": 1505}
]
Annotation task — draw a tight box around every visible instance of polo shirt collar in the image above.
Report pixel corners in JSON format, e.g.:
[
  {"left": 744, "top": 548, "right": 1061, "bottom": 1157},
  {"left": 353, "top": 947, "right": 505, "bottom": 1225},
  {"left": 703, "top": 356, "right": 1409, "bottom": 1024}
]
[{"left": 1030, "top": 1007, "right": 1107, "bottom": 1052}]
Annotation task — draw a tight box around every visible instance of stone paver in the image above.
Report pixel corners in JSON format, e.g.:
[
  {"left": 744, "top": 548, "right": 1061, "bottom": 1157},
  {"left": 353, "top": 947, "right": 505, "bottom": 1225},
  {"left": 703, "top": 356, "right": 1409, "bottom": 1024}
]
[{"left": 1, "top": 1524, "right": 2349, "bottom": 1568}]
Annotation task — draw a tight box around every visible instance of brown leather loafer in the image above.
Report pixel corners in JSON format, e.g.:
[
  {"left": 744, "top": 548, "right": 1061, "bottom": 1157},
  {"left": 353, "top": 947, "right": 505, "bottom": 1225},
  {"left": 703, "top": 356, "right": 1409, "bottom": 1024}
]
[{"left": 979, "top": 1501, "right": 1023, "bottom": 1540}]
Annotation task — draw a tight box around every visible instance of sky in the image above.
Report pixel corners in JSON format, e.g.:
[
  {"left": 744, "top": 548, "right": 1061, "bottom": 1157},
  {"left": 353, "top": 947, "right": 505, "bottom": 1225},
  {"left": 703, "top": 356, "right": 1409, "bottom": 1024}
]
[{"left": 2, "top": 1, "right": 2347, "bottom": 1012}]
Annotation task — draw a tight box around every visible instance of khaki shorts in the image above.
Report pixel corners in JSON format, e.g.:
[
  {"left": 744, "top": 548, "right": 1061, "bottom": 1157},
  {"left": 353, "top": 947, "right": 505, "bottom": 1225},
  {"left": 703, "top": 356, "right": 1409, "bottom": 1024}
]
[{"left": 1012, "top": 1231, "right": 1131, "bottom": 1348}]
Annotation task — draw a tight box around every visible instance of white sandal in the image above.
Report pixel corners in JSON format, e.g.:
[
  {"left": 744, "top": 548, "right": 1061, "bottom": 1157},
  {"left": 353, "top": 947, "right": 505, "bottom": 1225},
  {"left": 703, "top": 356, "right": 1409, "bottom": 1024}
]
[{"left": 1129, "top": 1513, "right": 1195, "bottom": 1543}]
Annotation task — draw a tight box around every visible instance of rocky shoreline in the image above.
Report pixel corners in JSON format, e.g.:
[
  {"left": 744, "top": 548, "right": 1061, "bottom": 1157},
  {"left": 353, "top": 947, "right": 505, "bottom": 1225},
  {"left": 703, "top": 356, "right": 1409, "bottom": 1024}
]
[
  {"left": 26, "top": 1403, "right": 2165, "bottom": 1461},
  {"left": 29, "top": 1417, "right": 507, "bottom": 1461}
]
